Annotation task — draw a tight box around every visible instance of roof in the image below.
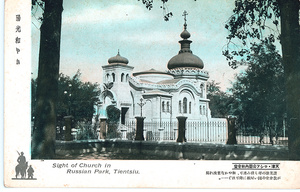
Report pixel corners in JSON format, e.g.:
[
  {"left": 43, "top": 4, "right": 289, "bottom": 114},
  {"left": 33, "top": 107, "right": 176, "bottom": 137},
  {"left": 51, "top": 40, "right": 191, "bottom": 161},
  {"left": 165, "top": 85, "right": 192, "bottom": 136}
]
[
  {"left": 157, "top": 78, "right": 181, "bottom": 85},
  {"left": 142, "top": 90, "right": 172, "bottom": 97},
  {"left": 108, "top": 51, "right": 129, "bottom": 65},
  {"left": 132, "top": 68, "right": 170, "bottom": 76},
  {"left": 167, "top": 51, "right": 204, "bottom": 70}
]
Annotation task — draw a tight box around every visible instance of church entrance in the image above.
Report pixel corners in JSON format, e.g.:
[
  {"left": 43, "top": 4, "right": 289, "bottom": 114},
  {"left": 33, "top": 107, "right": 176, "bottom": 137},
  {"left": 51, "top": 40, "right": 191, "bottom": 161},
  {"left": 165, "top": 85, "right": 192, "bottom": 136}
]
[{"left": 121, "top": 107, "right": 129, "bottom": 125}]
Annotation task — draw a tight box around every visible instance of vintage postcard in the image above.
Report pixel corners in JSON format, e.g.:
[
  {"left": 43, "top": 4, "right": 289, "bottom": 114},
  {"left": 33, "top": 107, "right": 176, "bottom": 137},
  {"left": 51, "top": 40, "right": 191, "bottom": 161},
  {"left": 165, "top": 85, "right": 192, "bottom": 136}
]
[{"left": 3, "top": 0, "right": 300, "bottom": 188}]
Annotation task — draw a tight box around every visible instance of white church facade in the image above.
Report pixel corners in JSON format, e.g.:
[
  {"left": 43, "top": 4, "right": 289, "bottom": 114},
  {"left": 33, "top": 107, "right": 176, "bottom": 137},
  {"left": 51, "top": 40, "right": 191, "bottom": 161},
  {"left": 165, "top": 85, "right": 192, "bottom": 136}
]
[{"left": 94, "top": 15, "right": 227, "bottom": 143}]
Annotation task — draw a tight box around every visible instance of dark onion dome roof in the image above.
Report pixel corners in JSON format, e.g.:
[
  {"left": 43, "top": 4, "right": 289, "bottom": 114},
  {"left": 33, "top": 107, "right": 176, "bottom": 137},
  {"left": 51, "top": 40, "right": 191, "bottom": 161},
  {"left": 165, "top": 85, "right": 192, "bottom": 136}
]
[
  {"left": 108, "top": 50, "right": 129, "bottom": 65},
  {"left": 180, "top": 29, "right": 191, "bottom": 39},
  {"left": 167, "top": 23, "right": 204, "bottom": 70},
  {"left": 168, "top": 51, "right": 204, "bottom": 69}
]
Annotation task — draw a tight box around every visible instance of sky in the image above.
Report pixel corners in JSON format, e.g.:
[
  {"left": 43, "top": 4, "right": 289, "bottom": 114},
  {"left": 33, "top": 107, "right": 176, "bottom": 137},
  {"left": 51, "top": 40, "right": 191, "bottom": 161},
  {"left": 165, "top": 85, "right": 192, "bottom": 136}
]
[{"left": 32, "top": 0, "right": 250, "bottom": 91}]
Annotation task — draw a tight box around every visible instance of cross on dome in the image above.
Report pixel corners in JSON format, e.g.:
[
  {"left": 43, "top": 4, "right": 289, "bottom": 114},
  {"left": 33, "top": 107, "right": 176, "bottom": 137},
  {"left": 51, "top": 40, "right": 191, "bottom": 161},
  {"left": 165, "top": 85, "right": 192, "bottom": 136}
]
[
  {"left": 167, "top": 11, "right": 204, "bottom": 70},
  {"left": 180, "top": 10, "right": 190, "bottom": 39},
  {"left": 182, "top": 10, "right": 188, "bottom": 29}
]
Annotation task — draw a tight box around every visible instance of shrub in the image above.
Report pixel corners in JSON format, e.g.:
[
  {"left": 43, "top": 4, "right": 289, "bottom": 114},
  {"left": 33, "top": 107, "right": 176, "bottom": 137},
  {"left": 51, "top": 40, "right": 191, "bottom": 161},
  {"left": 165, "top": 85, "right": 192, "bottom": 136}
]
[
  {"left": 75, "top": 121, "right": 98, "bottom": 140},
  {"left": 106, "top": 105, "right": 121, "bottom": 139}
]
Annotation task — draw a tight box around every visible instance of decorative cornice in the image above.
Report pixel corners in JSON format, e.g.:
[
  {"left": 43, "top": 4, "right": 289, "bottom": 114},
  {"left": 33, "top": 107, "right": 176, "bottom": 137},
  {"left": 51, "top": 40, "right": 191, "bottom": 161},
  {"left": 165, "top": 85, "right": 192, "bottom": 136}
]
[
  {"left": 128, "top": 76, "right": 204, "bottom": 96},
  {"left": 102, "top": 64, "right": 134, "bottom": 69},
  {"left": 168, "top": 68, "right": 209, "bottom": 78}
]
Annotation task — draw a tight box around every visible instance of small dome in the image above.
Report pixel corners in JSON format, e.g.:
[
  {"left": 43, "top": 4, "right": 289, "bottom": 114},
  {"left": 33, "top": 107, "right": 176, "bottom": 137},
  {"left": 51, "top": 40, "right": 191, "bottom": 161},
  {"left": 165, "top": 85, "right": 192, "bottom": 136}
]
[
  {"left": 180, "top": 29, "right": 190, "bottom": 39},
  {"left": 108, "top": 51, "right": 129, "bottom": 65},
  {"left": 168, "top": 52, "right": 204, "bottom": 69}
]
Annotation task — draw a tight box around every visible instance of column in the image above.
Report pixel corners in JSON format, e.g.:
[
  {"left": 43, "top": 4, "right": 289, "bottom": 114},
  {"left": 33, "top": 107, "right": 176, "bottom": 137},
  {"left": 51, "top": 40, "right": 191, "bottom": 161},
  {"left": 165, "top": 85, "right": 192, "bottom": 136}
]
[
  {"left": 176, "top": 116, "right": 187, "bottom": 143},
  {"left": 63, "top": 116, "right": 73, "bottom": 141},
  {"left": 158, "top": 127, "right": 164, "bottom": 141},
  {"left": 135, "top": 117, "right": 145, "bottom": 141},
  {"left": 226, "top": 115, "right": 237, "bottom": 144},
  {"left": 120, "top": 126, "right": 127, "bottom": 140},
  {"left": 99, "top": 117, "right": 107, "bottom": 139}
]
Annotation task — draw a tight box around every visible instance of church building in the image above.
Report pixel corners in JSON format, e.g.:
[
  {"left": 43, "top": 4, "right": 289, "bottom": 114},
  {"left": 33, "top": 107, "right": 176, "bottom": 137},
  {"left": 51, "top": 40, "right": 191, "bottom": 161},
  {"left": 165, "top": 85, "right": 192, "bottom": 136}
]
[{"left": 96, "top": 13, "right": 214, "bottom": 126}]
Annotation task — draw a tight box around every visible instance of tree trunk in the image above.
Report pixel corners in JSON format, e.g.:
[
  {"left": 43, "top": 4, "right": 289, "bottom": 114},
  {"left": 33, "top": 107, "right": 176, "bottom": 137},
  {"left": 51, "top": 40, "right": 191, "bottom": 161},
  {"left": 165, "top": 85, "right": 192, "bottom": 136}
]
[
  {"left": 31, "top": 0, "right": 63, "bottom": 159},
  {"left": 279, "top": 0, "right": 300, "bottom": 160}
]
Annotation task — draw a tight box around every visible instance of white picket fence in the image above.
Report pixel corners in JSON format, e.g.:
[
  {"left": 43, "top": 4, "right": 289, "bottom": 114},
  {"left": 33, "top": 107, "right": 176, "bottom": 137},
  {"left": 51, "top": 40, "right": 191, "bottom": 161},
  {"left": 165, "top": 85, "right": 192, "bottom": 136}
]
[
  {"left": 236, "top": 135, "right": 288, "bottom": 145},
  {"left": 119, "top": 118, "right": 227, "bottom": 144}
]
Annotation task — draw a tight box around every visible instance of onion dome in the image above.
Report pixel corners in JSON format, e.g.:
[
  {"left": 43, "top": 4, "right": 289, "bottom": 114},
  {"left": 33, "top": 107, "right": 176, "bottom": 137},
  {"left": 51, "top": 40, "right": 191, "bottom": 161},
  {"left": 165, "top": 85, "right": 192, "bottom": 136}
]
[
  {"left": 168, "top": 52, "right": 204, "bottom": 69},
  {"left": 167, "top": 11, "right": 204, "bottom": 70},
  {"left": 108, "top": 50, "right": 129, "bottom": 65},
  {"left": 180, "top": 28, "right": 191, "bottom": 39}
]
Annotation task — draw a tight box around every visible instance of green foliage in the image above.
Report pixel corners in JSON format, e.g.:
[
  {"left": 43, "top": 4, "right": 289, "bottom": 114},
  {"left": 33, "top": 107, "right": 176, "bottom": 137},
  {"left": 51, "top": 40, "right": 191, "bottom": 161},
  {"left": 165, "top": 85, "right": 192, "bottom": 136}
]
[
  {"left": 126, "top": 131, "right": 136, "bottom": 140},
  {"left": 57, "top": 70, "right": 100, "bottom": 122},
  {"left": 223, "top": 1, "right": 288, "bottom": 135},
  {"left": 31, "top": 70, "right": 100, "bottom": 122},
  {"left": 207, "top": 81, "right": 234, "bottom": 118},
  {"left": 223, "top": 0, "right": 280, "bottom": 69},
  {"left": 138, "top": 0, "right": 173, "bottom": 21},
  {"left": 106, "top": 105, "right": 121, "bottom": 122},
  {"left": 230, "top": 42, "right": 285, "bottom": 134},
  {"left": 75, "top": 121, "right": 98, "bottom": 140},
  {"left": 106, "top": 105, "right": 121, "bottom": 138},
  {"left": 223, "top": 0, "right": 299, "bottom": 159}
]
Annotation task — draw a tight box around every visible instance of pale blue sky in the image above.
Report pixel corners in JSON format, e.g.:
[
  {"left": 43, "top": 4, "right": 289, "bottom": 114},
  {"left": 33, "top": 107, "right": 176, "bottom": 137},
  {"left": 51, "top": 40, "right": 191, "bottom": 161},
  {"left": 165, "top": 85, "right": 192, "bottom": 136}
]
[{"left": 32, "top": 0, "right": 253, "bottom": 91}]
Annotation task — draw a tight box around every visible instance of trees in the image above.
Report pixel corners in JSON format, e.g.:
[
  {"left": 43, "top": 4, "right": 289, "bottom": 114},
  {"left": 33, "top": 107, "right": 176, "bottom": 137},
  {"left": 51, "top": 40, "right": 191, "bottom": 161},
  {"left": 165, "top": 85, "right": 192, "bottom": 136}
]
[
  {"left": 31, "top": 0, "right": 63, "bottom": 159},
  {"left": 138, "top": 0, "right": 173, "bottom": 21},
  {"left": 106, "top": 105, "right": 121, "bottom": 138},
  {"left": 230, "top": 42, "right": 285, "bottom": 135},
  {"left": 32, "top": 71, "right": 100, "bottom": 122},
  {"left": 32, "top": 71, "right": 100, "bottom": 141},
  {"left": 224, "top": 0, "right": 299, "bottom": 159},
  {"left": 223, "top": 0, "right": 281, "bottom": 68},
  {"left": 31, "top": 79, "right": 37, "bottom": 122},
  {"left": 279, "top": 0, "right": 300, "bottom": 160},
  {"left": 207, "top": 81, "right": 234, "bottom": 118},
  {"left": 56, "top": 71, "right": 100, "bottom": 122}
]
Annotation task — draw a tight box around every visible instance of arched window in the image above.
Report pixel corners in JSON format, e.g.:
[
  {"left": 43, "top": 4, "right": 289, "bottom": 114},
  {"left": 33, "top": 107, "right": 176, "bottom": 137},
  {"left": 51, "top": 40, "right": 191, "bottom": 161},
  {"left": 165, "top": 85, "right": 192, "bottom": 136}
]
[
  {"left": 179, "top": 101, "right": 182, "bottom": 113},
  {"left": 203, "top": 106, "right": 206, "bottom": 115},
  {"left": 200, "top": 106, "right": 202, "bottom": 115},
  {"left": 189, "top": 102, "right": 191, "bottom": 114},
  {"left": 121, "top": 73, "right": 124, "bottom": 82},
  {"left": 106, "top": 73, "right": 110, "bottom": 82},
  {"left": 112, "top": 73, "right": 115, "bottom": 82},
  {"left": 200, "top": 84, "right": 204, "bottom": 98},
  {"left": 126, "top": 74, "right": 129, "bottom": 82},
  {"left": 183, "top": 97, "right": 187, "bottom": 113},
  {"left": 167, "top": 102, "right": 170, "bottom": 112},
  {"left": 162, "top": 101, "right": 165, "bottom": 112}
]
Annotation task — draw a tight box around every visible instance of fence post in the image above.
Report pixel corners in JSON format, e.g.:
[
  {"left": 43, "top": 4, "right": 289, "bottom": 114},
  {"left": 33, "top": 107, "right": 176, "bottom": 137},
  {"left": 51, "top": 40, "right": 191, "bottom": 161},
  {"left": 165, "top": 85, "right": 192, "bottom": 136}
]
[
  {"left": 158, "top": 127, "right": 164, "bottom": 141},
  {"left": 226, "top": 115, "right": 237, "bottom": 144},
  {"left": 120, "top": 126, "right": 127, "bottom": 140},
  {"left": 135, "top": 117, "right": 145, "bottom": 141},
  {"left": 99, "top": 117, "right": 107, "bottom": 139},
  {"left": 71, "top": 128, "right": 78, "bottom": 141},
  {"left": 176, "top": 116, "right": 187, "bottom": 143},
  {"left": 63, "top": 115, "right": 73, "bottom": 141}
]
